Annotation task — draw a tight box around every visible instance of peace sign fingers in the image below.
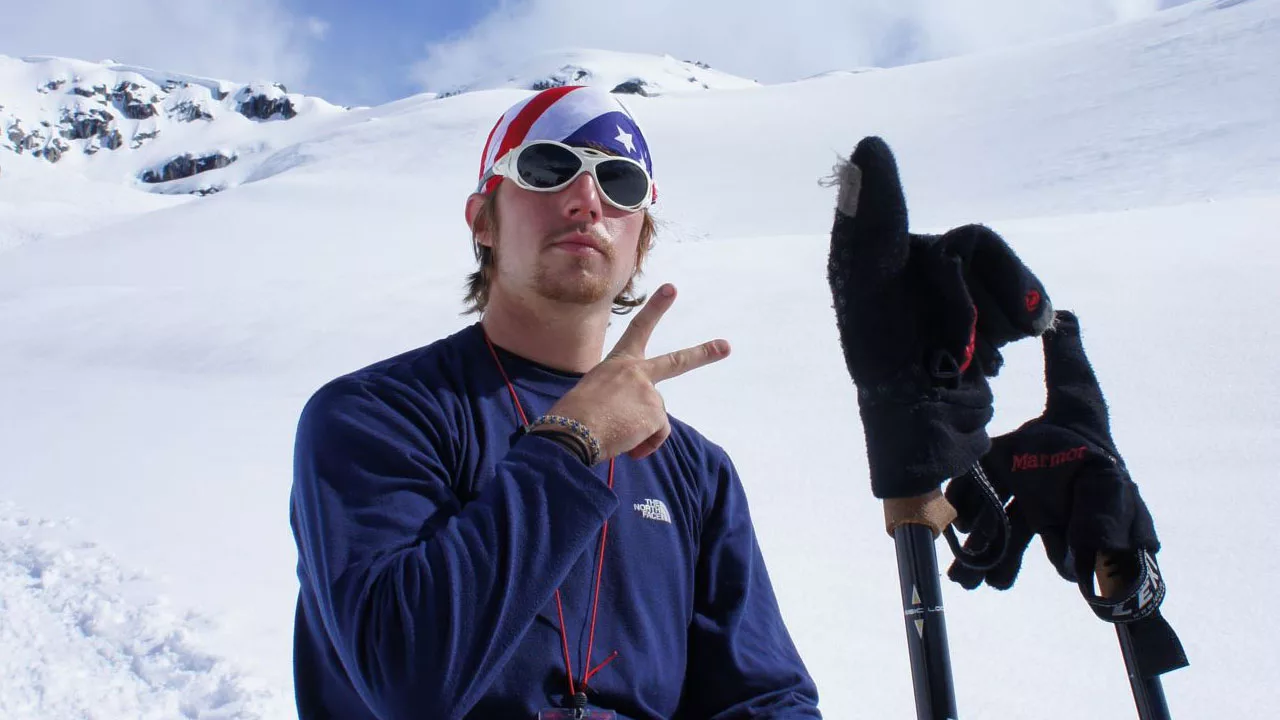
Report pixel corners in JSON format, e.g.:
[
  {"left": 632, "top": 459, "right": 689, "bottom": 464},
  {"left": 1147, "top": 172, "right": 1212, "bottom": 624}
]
[{"left": 611, "top": 283, "right": 679, "bottom": 361}]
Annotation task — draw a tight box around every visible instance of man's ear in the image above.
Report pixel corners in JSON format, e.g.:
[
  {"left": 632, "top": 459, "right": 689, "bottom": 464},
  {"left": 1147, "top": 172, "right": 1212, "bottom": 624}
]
[{"left": 465, "top": 192, "right": 493, "bottom": 248}]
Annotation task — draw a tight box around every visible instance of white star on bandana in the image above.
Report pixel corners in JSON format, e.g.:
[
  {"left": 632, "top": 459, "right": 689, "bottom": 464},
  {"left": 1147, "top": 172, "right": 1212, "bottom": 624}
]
[{"left": 615, "top": 125, "right": 636, "bottom": 154}]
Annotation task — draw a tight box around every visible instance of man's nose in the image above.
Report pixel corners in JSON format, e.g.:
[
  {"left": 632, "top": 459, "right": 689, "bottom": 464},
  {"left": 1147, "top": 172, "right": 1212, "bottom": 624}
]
[{"left": 560, "top": 172, "right": 603, "bottom": 222}]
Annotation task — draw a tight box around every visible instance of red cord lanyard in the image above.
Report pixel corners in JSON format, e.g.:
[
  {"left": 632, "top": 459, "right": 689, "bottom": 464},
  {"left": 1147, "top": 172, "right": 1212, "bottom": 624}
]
[{"left": 482, "top": 332, "right": 620, "bottom": 704}]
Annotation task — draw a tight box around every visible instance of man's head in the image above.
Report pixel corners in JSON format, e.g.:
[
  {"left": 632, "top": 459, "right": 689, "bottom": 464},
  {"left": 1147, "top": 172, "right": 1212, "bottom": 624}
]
[{"left": 463, "top": 86, "right": 657, "bottom": 316}]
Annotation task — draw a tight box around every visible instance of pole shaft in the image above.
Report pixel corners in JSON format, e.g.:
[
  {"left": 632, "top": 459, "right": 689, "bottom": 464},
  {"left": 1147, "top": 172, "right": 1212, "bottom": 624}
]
[
  {"left": 894, "top": 523, "right": 958, "bottom": 720},
  {"left": 1117, "top": 624, "right": 1171, "bottom": 720}
]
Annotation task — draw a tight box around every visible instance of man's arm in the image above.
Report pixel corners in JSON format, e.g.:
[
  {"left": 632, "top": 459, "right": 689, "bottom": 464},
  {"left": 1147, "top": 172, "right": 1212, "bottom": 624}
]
[
  {"left": 290, "top": 377, "right": 618, "bottom": 719},
  {"left": 677, "top": 450, "right": 822, "bottom": 719}
]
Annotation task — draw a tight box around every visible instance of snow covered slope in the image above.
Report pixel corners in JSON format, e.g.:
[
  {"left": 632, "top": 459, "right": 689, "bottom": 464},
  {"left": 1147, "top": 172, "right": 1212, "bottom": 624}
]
[
  {"left": 0, "top": 49, "right": 752, "bottom": 252},
  {"left": 0, "top": 55, "right": 350, "bottom": 250},
  {"left": 436, "top": 48, "right": 761, "bottom": 97},
  {"left": 1, "top": 0, "right": 1278, "bottom": 717}
]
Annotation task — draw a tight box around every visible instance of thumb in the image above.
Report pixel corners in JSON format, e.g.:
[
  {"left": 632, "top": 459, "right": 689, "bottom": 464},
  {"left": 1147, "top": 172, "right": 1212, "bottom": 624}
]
[
  {"left": 829, "top": 136, "right": 911, "bottom": 291},
  {"left": 828, "top": 136, "right": 918, "bottom": 387},
  {"left": 1042, "top": 310, "right": 1113, "bottom": 438}
]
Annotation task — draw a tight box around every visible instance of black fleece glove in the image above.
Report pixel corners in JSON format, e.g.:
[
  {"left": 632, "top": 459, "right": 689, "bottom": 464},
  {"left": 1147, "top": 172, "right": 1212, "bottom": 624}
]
[
  {"left": 828, "top": 136, "right": 1054, "bottom": 499},
  {"left": 946, "top": 311, "right": 1161, "bottom": 591}
]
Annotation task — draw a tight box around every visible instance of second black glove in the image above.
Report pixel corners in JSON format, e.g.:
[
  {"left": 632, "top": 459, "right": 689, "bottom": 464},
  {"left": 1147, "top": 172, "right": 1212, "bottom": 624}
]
[{"left": 946, "top": 310, "right": 1161, "bottom": 591}]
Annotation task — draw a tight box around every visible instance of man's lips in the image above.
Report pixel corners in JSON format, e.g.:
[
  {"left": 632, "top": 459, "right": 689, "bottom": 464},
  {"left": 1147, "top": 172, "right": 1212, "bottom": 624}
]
[{"left": 551, "top": 232, "right": 606, "bottom": 255}]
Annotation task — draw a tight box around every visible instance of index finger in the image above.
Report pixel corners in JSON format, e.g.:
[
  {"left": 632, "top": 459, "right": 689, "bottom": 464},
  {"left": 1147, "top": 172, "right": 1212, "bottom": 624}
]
[
  {"left": 1042, "top": 310, "right": 1111, "bottom": 434},
  {"left": 611, "top": 283, "right": 676, "bottom": 358},
  {"left": 643, "top": 339, "right": 731, "bottom": 384}
]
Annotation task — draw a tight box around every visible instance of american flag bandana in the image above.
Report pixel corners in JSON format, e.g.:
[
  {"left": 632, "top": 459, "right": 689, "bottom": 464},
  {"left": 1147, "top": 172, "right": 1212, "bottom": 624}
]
[{"left": 476, "top": 85, "right": 655, "bottom": 200}]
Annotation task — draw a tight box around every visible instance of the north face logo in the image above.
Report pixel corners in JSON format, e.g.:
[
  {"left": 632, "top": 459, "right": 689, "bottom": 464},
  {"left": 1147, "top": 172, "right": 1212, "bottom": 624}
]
[{"left": 633, "top": 498, "right": 672, "bottom": 524}]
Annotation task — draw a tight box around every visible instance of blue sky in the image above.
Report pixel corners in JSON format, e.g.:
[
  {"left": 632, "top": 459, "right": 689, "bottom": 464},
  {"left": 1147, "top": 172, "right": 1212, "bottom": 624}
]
[
  {"left": 0, "top": 0, "right": 1192, "bottom": 108},
  {"left": 0, "top": 0, "right": 507, "bottom": 107},
  {"left": 284, "top": 0, "right": 500, "bottom": 106}
]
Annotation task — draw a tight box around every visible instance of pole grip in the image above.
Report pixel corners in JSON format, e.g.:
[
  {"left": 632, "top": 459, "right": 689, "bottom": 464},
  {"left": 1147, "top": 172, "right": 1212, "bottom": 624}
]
[{"left": 884, "top": 489, "right": 957, "bottom": 538}]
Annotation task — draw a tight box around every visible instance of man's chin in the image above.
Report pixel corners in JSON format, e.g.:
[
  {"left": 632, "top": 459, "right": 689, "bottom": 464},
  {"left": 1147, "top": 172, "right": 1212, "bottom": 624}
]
[
  {"left": 535, "top": 261, "right": 617, "bottom": 306},
  {"left": 534, "top": 273, "right": 613, "bottom": 305},
  {"left": 537, "top": 282, "right": 612, "bottom": 306}
]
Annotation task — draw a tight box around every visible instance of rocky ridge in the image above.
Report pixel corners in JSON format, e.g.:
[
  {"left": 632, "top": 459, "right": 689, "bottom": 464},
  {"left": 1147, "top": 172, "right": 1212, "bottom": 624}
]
[{"left": 0, "top": 56, "right": 341, "bottom": 193}]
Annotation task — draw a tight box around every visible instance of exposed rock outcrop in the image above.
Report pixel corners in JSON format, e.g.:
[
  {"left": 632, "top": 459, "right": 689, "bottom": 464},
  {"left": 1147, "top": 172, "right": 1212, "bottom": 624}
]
[
  {"left": 109, "top": 81, "right": 158, "bottom": 120},
  {"left": 139, "top": 152, "right": 237, "bottom": 184},
  {"left": 235, "top": 84, "right": 297, "bottom": 120}
]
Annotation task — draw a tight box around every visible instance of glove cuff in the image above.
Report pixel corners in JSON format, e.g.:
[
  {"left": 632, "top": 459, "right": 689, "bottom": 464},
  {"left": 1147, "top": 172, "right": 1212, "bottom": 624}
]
[{"left": 860, "top": 384, "right": 993, "bottom": 499}]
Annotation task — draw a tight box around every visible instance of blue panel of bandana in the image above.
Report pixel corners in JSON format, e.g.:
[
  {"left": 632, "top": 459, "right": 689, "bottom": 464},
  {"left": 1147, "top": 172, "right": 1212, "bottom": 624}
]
[{"left": 561, "top": 112, "right": 653, "bottom": 179}]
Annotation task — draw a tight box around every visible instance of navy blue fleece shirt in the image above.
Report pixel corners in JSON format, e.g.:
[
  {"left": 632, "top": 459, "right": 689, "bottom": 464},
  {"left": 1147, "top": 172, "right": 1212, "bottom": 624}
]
[{"left": 290, "top": 323, "right": 821, "bottom": 719}]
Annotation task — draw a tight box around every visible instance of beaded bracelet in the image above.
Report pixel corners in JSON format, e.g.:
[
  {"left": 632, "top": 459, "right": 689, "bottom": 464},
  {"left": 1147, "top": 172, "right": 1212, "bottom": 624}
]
[{"left": 529, "top": 414, "right": 603, "bottom": 466}]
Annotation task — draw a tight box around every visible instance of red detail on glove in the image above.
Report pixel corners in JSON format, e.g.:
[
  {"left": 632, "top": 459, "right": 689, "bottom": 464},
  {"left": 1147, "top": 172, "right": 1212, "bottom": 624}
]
[
  {"left": 1011, "top": 445, "right": 1089, "bottom": 471},
  {"left": 959, "top": 313, "right": 977, "bottom": 374},
  {"left": 1025, "top": 290, "right": 1041, "bottom": 312}
]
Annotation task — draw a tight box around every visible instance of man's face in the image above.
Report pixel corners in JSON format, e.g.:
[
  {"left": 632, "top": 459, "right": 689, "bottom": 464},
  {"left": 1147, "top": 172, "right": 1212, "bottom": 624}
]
[{"left": 467, "top": 171, "right": 646, "bottom": 309}]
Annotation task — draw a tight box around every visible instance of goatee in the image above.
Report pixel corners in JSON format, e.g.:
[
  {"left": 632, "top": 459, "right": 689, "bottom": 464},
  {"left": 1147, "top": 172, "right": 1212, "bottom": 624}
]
[{"left": 535, "top": 225, "right": 616, "bottom": 305}]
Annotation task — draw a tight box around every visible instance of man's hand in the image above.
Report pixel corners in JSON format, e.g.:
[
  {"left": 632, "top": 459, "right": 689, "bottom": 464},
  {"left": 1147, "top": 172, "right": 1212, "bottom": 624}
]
[
  {"left": 828, "top": 136, "right": 1054, "bottom": 499},
  {"left": 546, "top": 283, "right": 730, "bottom": 461}
]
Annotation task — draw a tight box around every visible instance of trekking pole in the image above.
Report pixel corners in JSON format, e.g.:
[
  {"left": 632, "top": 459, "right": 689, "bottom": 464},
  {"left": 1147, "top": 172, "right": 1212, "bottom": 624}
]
[
  {"left": 886, "top": 491, "right": 960, "bottom": 720},
  {"left": 1116, "top": 624, "right": 1171, "bottom": 719},
  {"left": 1096, "top": 554, "right": 1177, "bottom": 720},
  {"left": 893, "top": 462, "right": 1014, "bottom": 720}
]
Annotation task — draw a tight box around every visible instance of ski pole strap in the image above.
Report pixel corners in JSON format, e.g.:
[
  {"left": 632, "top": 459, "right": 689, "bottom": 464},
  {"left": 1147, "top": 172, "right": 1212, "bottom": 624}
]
[
  {"left": 1077, "top": 549, "right": 1189, "bottom": 678},
  {"left": 942, "top": 463, "right": 1013, "bottom": 571},
  {"left": 1077, "top": 548, "right": 1164, "bottom": 624}
]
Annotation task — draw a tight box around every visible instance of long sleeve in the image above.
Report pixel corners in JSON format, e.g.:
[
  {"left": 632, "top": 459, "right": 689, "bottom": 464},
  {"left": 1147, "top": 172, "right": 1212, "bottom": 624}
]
[
  {"left": 678, "top": 452, "right": 822, "bottom": 719},
  {"left": 290, "top": 377, "right": 619, "bottom": 719}
]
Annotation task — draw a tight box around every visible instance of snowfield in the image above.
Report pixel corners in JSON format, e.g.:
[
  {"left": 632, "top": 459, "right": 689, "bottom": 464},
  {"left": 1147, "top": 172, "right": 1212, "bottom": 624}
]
[
  {"left": 0, "top": 502, "right": 291, "bottom": 718},
  {"left": 429, "top": 47, "right": 762, "bottom": 98},
  {"left": 1, "top": 0, "right": 1278, "bottom": 717}
]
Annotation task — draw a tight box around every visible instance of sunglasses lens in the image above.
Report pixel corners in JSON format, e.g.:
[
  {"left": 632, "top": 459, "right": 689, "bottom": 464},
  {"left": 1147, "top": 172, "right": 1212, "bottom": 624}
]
[
  {"left": 515, "top": 143, "right": 581, "bottom": 189},
  {"left": 595, "top": 159, "right": 650, "bottom": 209}
]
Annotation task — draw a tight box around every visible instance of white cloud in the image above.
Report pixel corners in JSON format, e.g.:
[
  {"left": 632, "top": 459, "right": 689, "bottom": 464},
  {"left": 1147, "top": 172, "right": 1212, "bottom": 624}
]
[
  {"left": 409, "top": 0, "right": 1164, "bottom": 93},
  {"left": 306, "top": 17, "right": 330, "bottom": 41},
  {"left": 0, "top": 0, "right": 319, "bottom": 89}
]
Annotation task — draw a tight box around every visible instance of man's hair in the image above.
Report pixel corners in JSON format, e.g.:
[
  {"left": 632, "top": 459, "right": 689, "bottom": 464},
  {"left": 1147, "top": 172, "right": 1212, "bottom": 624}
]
[{"left": 462, "top": 187, "right": 656, "bottom": 316}]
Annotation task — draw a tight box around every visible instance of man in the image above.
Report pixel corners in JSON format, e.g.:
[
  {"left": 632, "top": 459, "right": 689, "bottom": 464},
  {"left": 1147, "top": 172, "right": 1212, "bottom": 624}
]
[{"left": 290, "top": 86, "right": 822, "bottom": 719}]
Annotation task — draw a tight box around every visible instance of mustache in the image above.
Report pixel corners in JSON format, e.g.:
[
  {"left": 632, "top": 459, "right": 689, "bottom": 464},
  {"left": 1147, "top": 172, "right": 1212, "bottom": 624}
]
[{"left": 547, "top": 224, "right": 613, "bottom": 257}]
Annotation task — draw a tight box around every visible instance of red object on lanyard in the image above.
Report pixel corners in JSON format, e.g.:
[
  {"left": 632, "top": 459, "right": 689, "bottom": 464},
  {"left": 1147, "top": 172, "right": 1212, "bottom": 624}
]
[{"left": 482, "top": 332, "right": 620, "bottom": 705}]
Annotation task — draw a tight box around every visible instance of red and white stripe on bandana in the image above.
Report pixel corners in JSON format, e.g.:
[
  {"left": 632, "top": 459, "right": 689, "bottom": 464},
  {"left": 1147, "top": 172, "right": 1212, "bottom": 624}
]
[{"left": 476, "top": 85, "right": 655, "bottom": 199}]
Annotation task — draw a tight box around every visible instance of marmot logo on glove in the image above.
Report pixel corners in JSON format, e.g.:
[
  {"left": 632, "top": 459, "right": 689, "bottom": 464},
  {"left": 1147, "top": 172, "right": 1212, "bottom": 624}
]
[
  {"left": 634, "top": 498, "right": 673, "bottom": 524},
  {"left": 1011, "top": 446, "right": 1088, "bottom": 471}
]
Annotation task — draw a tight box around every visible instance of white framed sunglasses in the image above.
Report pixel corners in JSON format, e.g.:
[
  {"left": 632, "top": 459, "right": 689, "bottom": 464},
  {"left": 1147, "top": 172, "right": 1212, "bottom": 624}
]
[{"left": 486, "top": 140, "right": 654, "bottom": 212}]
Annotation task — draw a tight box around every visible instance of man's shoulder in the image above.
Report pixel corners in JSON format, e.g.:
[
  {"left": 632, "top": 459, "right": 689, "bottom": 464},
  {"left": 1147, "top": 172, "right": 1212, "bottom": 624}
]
[
  {"left": 347, "top": 323, "right": 480, "bottom": 385},
  {"left": 664, "top": 413, "right": 734, "bottom": 473},
  {"left": 302, "top": 323, "right": 481, "bottom": 418}
]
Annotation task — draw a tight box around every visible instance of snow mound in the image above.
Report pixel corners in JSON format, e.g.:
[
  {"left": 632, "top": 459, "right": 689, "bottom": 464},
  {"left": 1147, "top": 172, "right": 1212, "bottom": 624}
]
[
  {"left": 440, "top": 48, "right": 761, "bottom": 97},
  {"left": 0, "top": 502, "right": 289, "bottom": 719}
]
